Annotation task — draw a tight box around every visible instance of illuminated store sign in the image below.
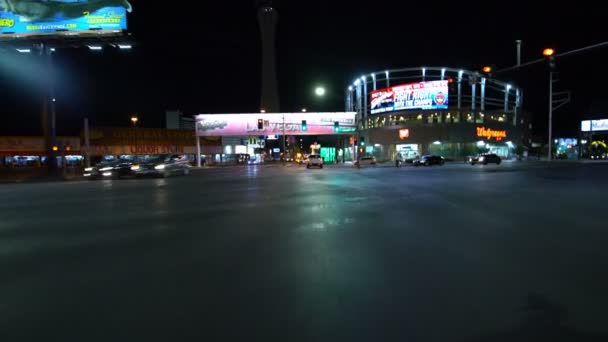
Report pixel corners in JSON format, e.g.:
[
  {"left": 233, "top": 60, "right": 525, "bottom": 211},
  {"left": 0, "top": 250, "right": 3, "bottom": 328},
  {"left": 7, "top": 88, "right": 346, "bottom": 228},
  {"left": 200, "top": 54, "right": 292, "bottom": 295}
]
[
  {"left": 477, "top": 127, "right": 507, "bottom": 141},
  {"left": 399, "top": 129, "right": 410, "bottom": 140}
]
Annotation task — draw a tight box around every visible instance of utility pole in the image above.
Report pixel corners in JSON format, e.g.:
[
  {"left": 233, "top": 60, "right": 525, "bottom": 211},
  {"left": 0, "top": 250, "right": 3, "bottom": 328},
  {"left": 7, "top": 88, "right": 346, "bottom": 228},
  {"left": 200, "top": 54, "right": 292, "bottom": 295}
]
[{"left": 548, "top": 71, "right": 554, "bottom": 161}]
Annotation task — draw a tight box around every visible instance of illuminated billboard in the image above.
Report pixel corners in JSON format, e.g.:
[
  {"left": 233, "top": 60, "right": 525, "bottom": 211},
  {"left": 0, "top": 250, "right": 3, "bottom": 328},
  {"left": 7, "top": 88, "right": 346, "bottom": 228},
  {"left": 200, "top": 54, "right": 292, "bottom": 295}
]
[
  {"left": 195, "top": 113, "right": 356, "bottom": 137},
  {"left": 0, "top": 0, "right": 131, "bottom": 38},
  {"left": 370, "top": 80, "right": 449, "bottom": 114},
  {"left": 581, "top": 119, "right": 608, "bottom": 132}
]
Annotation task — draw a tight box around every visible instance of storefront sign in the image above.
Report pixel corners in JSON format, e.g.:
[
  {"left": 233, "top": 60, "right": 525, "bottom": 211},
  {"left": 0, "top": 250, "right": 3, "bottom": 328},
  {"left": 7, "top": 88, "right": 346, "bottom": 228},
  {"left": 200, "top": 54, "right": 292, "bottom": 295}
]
[
  {"left": 370, "top": 81, "right": 449, "bottom": 114},
  {"left": 581, "top": 119, "right": 608, "bottom": 132},
  {"left": 195, "top": 112, "right": 356, "bottom": 137},
  {"left": 0, "top": 136, "right": 80, "bottom": 154},
  {"left": 88, "top": 127, "right": 197, "bottom": 145},
  {"left": 477, "top": 127, "right": 507, "bottom": 141},
  {"left": 399, "top": 129, "right": 410, "bottom": 140},
  {"left": 129, "top": 145, "right": 184, "bottom": 155}
]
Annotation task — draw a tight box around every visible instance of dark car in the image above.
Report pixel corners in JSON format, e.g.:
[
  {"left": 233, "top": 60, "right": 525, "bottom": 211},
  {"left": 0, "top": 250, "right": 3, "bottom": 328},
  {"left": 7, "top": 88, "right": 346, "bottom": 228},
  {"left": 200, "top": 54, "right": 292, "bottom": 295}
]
[
  {"left": 413, "top": 155, "right": 445, "bottom": 166},
  {"left": 84, "top": 160, "right": 137, "bottom": 180},
  {"left": 471, "top": 153, "right": 501, "bottom": 165},
  {"left": 131, "top": 155, "right": 192, "bottom": 177}
]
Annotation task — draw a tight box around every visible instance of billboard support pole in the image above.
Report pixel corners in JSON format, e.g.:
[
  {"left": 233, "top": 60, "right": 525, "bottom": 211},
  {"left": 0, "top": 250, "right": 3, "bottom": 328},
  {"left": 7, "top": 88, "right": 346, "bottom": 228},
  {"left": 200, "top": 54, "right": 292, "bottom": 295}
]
[
  {"left": 196, "top": 135, "right": 202, "bottom": 167},
  {"left": 471, "top": 83, "right": 477, "bottom": 112},
  {"left": 84, "top": 117, "right": 91, "bottom": 168},
  {"left": 38, "top": 42, "right": 58, "bottom": 174},
  {"left": 363, "top": 81, "right": 368, "bottom": 120},
  {"left": 457, "top": 72, "right": 463, "bottom": 109},
  {"left": 480, "top": 78, "right": 486, "bottom": 111},
  {"left": 282, "top": 113, "right": 286, "bottom": 163}
]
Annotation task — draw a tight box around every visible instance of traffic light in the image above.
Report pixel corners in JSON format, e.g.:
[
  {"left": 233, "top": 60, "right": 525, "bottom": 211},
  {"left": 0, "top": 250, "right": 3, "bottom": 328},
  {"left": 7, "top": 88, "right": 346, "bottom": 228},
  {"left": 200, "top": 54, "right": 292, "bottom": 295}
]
[
  {"left": 258, "top": 118, "right": 264, "bottom": 130},
  {"left": 301, "top": 120, "right": 307, "bottom": 132},
  {"left": 360, "top": 137, "right": 365, "bottom": 146},
  {"left": 334, "top": 121, "right": 339, "bottom": 132},
  {"left": 543, "top": 48, "right": 556, "bottom": 69}
]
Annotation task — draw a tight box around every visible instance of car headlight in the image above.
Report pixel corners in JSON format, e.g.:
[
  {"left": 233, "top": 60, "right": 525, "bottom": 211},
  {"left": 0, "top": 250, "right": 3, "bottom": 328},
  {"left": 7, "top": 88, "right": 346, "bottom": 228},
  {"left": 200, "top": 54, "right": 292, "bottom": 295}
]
[
  {"left": 85, "top": 167, "right": 93, "bottom": 172},
  {"left": 154, "top": 164, "right": 166, "bottom": 170},
  {"left": 100, "top": 167, "right": 113, "bottom": 172},
  {"left": 479, "top": 157, "right": 485, "bottom": 161},
  {"left": 131, "top": 165, "right": 140, "bottom": 171}
]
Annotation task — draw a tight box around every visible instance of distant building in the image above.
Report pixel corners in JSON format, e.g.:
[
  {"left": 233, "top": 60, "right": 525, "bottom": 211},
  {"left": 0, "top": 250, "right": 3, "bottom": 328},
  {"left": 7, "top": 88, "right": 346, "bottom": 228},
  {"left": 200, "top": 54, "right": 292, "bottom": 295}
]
[{"left": 166, "top": 110, "right": 195, "bottom": 130}]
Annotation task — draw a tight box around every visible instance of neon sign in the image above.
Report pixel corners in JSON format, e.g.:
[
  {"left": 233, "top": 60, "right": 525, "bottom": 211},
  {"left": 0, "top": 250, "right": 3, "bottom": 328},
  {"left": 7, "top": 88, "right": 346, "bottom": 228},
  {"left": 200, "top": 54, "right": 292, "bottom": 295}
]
[{"left": 477, "top": 127, "right": 507, "bottom": 141}]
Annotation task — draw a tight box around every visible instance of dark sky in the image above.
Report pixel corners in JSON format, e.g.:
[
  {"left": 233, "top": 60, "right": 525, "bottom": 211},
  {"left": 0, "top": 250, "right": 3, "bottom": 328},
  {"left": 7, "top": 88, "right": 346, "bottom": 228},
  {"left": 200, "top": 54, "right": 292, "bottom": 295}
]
[{"left": 1, "top": 0, "right": 606, "bottom": 137}]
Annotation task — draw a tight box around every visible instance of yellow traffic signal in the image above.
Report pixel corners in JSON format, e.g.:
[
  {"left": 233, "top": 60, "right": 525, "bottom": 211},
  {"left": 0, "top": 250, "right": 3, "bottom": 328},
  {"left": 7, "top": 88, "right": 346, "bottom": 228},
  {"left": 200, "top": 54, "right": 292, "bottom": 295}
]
[{"left": 543, "top": 48, "right": 555, "bottom": 57}]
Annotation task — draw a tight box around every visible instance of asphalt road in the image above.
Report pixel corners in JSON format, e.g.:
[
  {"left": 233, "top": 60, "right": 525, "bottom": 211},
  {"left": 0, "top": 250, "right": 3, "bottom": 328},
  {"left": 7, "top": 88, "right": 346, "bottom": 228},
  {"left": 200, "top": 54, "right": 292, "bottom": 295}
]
[{"left": 1, "top": 162, "right": 608, "bottom": 342}]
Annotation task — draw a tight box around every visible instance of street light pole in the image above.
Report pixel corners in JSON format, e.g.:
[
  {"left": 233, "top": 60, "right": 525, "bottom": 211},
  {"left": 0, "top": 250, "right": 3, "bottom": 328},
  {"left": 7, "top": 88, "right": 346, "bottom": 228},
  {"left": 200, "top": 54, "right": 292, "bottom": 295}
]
[
  {"left": 548, "top": 71, "right": 554, "bottom": 161},
  {"left": 282, "top": 113, "right": 286, "bottom": 163}
]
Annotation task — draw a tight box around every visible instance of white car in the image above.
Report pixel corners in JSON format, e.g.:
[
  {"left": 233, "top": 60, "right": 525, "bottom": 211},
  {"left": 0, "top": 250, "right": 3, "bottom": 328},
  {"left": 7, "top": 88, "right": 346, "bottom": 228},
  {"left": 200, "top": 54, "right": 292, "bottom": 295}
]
[
  {"left": 355, "top": 156, "right": 377, "bottom": 168},
  {"left": 307, "top": 154, "right": 324, "bottom": 169}
]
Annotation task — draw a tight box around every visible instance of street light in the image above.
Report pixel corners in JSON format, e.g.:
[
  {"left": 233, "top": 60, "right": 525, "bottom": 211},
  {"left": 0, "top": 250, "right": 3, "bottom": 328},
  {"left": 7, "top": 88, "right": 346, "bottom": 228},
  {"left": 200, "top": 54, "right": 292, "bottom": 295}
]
[
  {"left": 482, "top": 66, "right": 492, "bottom": 73},
  {"left": 545, "top": 48, "right": 557, "bottom": 161},
  {"left": 302, "top": 108, "right": 307, "bottom": 112},
  {"left": 131, "top": 116, "right": 139, "bottom": 126},
  {"left": 315, "top": 86, "right": 326, "bottom": 97}
]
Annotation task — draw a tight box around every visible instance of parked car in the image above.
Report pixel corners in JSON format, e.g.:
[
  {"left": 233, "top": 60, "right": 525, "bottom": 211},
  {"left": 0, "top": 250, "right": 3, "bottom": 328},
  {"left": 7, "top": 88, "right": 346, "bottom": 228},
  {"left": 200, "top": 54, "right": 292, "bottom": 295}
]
[
  {"left": 306, "top": 154, "right": 324, "bottom": 169},
  {"left": 131, "top": 155, "right": 192, "bottom": 177},
  {"left": 470, "top": 153, "right": 501, "bottom": 165},
  {"left": 413, "top": 155, "right": 445, "bottom": 166},
  {"left": 355, "top": 156, "right": 377, "bottom": 168}
]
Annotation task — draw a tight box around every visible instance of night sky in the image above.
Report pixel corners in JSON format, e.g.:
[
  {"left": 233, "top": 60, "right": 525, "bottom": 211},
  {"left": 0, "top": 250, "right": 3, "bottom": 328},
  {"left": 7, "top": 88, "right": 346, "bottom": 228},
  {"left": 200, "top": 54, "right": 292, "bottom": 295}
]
[{"left": 1, "top": 0, "right": 606, "bottom": 138}]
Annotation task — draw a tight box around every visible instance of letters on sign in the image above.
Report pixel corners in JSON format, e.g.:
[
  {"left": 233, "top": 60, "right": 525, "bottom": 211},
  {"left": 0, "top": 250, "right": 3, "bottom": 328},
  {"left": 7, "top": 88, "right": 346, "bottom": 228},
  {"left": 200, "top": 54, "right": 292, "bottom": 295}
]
[{"left": 476, "top": 127, "right": 507, "bottom": 141}]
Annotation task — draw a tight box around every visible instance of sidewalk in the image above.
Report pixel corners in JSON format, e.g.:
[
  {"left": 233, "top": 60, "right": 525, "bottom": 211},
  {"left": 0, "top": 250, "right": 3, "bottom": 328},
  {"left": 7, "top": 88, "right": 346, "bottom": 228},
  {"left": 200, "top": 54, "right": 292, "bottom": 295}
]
[{"left": 0, "top": 168, "right": 83, "bottom": 184}]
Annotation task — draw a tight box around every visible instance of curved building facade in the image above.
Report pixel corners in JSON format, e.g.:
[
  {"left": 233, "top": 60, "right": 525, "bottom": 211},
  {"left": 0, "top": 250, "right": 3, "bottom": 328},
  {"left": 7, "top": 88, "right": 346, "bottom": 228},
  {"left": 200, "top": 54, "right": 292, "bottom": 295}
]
[{"left": 346, "top": 67, "right": 524, "bottom": 161}]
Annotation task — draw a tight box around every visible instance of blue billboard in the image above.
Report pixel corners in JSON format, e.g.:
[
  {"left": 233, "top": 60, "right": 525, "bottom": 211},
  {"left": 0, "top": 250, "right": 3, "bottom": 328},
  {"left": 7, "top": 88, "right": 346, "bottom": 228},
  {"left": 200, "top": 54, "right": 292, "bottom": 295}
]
[{"left": 0, "top": 0, "right": 130, "bottom": 37}]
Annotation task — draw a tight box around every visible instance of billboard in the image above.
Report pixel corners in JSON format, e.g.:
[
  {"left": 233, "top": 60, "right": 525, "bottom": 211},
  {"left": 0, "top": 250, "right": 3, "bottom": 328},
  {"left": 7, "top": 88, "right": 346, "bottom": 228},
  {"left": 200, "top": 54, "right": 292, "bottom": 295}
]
[
  {"left": 195, "top": 113, "right": 357, "bottom": 137},
  {"left": 0, "top": 0, "right": 130, "bottom": 37},
  {"left": 370, "top": 80, "right": 449, "bottom": 114},
  {"left": 581, "top": 119, "right": 608, "bottom": 132}
]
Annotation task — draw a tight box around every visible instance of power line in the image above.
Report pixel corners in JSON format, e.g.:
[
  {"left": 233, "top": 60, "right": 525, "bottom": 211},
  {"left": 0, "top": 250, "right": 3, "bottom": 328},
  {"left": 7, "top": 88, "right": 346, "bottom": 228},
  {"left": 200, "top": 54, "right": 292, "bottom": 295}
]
[{"left": 495, "top": 41, "right": 608, "bottom": 74}]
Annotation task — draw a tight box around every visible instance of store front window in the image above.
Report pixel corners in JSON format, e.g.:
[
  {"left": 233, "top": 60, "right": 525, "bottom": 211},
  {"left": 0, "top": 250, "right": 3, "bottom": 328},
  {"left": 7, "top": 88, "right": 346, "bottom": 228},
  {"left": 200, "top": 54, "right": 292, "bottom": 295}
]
[
  {"left": 396, "top": 144, "right": 420, "bottom": 161},
  {"left": 465, "top": 113, "right": 475, "bottom": 123}
]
